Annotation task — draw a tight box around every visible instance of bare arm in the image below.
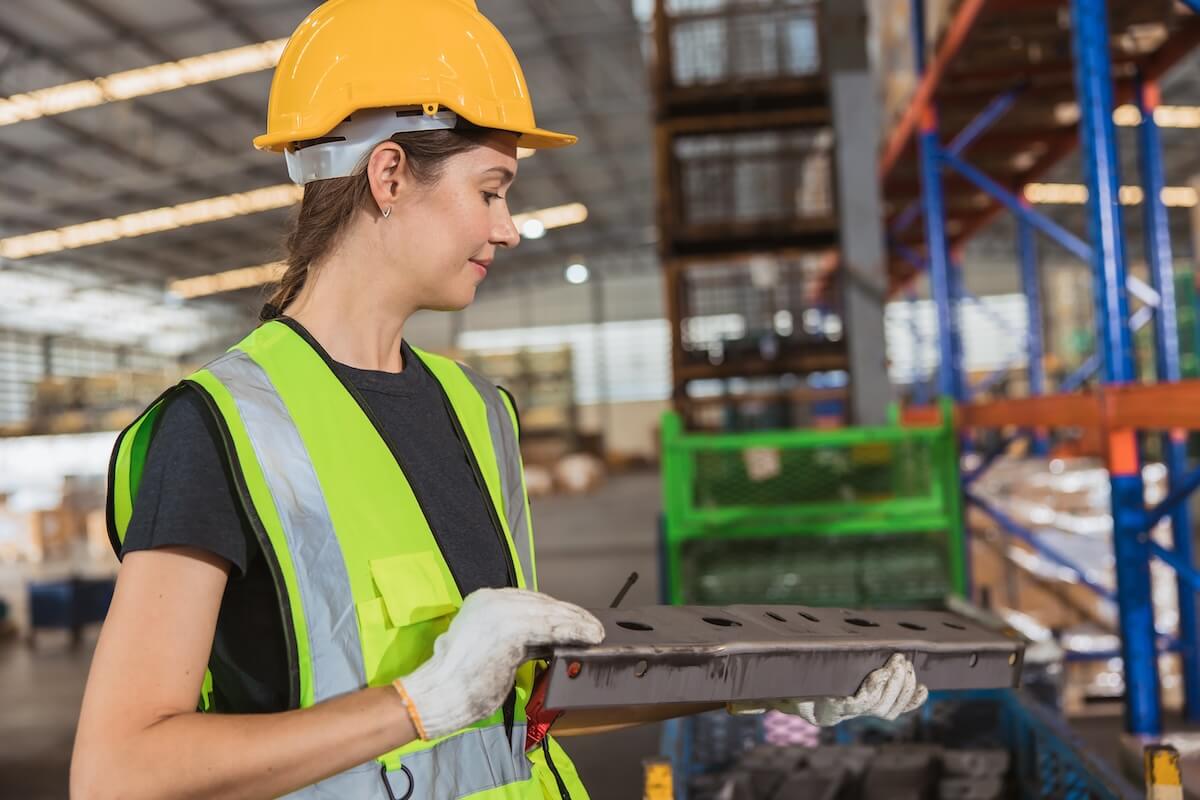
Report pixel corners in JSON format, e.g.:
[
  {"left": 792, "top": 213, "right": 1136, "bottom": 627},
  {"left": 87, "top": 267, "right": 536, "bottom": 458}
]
[{"left": 71, "top": 547, "right": 417, "bottom": 800}]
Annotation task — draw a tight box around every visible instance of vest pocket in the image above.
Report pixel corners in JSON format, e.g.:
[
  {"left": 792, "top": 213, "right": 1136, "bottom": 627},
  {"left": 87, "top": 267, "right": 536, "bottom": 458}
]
[{"left": 356, "top": 552, "right": 462, "bottom": 685}]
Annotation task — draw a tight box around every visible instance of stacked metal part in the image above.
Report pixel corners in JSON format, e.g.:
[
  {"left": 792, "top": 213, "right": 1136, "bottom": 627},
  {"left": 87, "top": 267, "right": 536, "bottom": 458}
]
[
  {"left": 689, "top": 743, "right": 1009, "bottom": 800},
  {"left": 663, "top": 692, "right": 1141, "bottom": 799}
]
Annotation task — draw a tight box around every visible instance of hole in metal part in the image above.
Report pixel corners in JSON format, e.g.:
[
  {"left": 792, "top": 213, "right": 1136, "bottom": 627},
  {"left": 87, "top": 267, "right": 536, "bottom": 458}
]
[
  {"left": 845, "top": 618, "right": 880, "bottom": 628},
  {"left": 944, "top": 622, "right": 967, "bottom": 631},
  {"left": 898, "top": 622, "right": 927, "bottom": 631},
  {"left": 766, "top": 612, "right": 787, "bottom": 622},
  {"left": 703, "top": 616, "right": 742, "bottom": 627},
  {"left": 969, "top": 653, "right": 979, "bottom": 668},
  {"left": 617, "top": 620, "right": 654, "bottom": 632},
  {"left": 634, "top": 660, "right": 649, "bottom": 677},
  {"left": 798, "top": 612, "right": 820, "bottom": 623}
]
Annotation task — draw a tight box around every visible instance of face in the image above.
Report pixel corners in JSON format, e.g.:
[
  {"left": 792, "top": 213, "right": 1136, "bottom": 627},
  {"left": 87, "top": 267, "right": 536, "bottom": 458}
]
[{"left": 372, "top": 133, "right": 521, "bottom": 312}]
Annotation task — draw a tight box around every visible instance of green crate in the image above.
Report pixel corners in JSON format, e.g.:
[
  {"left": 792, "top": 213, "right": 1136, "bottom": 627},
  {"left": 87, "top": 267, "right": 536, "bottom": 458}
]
[
  {"left": 661, "top": 399, "right": 965, "bottom": 606},
  {"left": 1177, "top": 269, "right": 1200, "bottom": 379},
  {"left": 680, "top": 532, "right": 952, "bottom": 609}
]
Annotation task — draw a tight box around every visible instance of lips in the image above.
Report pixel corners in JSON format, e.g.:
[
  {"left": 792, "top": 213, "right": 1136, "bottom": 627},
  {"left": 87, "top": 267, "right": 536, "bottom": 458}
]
[{"left": 469, "top": 259, "right": 492, "bottom": 270}]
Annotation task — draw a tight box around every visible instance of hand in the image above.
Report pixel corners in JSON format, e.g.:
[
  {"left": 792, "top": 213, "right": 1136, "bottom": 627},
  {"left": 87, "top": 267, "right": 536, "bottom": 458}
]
[
  {"left": 730, "top": 654, "right": 928, "bottom": 727},
  {"left": 395, "top": 588, "right": 605, "bottom": 740}
]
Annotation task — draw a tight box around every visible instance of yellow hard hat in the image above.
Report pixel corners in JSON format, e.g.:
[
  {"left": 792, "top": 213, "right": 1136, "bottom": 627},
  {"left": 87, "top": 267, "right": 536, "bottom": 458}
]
[{"left": 253, "top": 0, "right": 575, "bottom": 159}]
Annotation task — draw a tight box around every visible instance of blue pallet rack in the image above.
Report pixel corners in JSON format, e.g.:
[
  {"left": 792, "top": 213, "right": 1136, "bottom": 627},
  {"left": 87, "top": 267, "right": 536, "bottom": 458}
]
[{"left": 885, "top": 0, "right": 1200, "bottom": 736}]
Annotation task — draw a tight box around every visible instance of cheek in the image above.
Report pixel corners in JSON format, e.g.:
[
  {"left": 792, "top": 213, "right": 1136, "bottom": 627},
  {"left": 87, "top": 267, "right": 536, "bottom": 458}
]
[{"left": 441, "top": 189, "right": 496, "bottom": 244}]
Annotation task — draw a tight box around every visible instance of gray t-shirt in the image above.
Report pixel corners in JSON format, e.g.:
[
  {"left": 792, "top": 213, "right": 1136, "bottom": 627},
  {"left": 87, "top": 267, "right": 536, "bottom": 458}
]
[{"left": 119, "top": 334, "right": 512, "bottom": 713}]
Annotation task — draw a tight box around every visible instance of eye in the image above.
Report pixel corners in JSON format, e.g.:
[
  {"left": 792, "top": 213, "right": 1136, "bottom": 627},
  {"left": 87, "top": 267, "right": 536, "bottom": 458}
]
[{"left": 482, "top": 191, "right": 504, "bottom": 205}]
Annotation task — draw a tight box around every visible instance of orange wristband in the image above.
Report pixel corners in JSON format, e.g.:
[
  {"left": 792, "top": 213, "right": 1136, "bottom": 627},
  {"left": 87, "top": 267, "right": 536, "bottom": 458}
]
[{"left": 392, "top": 679, "right": 428, "bottom": 740}]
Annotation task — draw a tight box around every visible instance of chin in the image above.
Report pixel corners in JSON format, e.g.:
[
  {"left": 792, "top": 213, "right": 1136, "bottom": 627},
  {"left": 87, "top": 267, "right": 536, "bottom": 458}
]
[{"left": 428, "top": 287, "right": 478, "bottom": 312}]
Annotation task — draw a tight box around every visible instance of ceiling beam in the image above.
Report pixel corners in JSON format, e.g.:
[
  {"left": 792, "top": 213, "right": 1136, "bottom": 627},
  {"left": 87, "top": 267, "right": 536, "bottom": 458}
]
[
  {"left": 519, "top": 0, "right": 648, "bottom": 242},
  {"left": 55, "top": 0, "right": 262, "bottom": 121},
  {"left": 0, "top": 14, "right": 281, "bottom": 276}
]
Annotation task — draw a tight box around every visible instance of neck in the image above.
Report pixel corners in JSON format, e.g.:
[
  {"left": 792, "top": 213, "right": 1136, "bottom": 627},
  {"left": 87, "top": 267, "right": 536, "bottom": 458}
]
[{"left": 283, "top": 246, "right": 415, "bottom": 374}]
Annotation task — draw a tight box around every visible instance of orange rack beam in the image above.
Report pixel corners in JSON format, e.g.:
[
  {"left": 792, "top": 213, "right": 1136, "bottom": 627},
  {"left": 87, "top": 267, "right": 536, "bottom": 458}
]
[{"left": 903, "top": 380, "right": 1200, "bottom": 433}]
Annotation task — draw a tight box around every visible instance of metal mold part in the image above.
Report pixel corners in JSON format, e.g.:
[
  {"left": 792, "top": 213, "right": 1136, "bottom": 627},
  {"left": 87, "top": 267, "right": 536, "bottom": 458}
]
[
  {"left": 863, "top": 748, "right": 938, "bottom": 800},
  {"left": 938, "top": 777, "right": 1005, "bottom": 800},
  {"left": 544, "top": 605, "right": 1024, "bottom": 710},
  {"left": 941, "top": 749, "right": 1011, "bottom": 778},
  {"left": 773, "top": 770, "right": 845, "bottom": 800},
  {"left": 804, "top": 746, "right": 877, "bottom": 778}
]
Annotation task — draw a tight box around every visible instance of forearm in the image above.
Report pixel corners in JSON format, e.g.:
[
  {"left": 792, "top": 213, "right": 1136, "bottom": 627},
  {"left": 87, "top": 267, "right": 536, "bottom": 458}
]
[{"left": 72, "top": 685, "right": 416, "bottom": 800}]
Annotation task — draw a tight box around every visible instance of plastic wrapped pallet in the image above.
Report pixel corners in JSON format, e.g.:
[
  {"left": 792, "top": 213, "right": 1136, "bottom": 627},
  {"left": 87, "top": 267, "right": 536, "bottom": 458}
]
[
  {"left": 872, "top": 0, "right": 916, "bottom": 135},
  {"left": 970, "top": 456, "right": 1185, "bottom": 711},
  {"left": 663, "top": 0, "right": 822, "bottom": 91}
]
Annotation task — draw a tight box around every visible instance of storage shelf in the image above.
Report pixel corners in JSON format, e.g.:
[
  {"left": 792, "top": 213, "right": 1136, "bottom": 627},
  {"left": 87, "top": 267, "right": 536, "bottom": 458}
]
[{"left": 873, "top": 0, "right": 1200, "bottom": 288}]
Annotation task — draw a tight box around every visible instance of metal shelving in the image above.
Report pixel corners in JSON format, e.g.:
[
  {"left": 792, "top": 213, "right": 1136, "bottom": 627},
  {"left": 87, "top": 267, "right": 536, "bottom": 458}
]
[
  {"left": 888, "top": 0, "right": 1200, "bottom": 737},
  {"left": 652, "top": 0, "right": 848, "bottom": 428}
]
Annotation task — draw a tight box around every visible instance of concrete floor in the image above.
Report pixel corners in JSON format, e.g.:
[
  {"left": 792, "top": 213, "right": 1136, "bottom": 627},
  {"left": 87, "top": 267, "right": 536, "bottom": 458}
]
[
  {"left": 0, "top": 470, "right": 665, "bottom": 799},
  {"left": 524, "top": 470, "right": 666, "bottom": 799}
]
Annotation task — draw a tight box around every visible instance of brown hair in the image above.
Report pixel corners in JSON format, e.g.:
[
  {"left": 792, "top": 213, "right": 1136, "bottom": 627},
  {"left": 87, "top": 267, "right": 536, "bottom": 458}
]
[{"left": 260, "top": 127, "right": 495, "bottom": 321}]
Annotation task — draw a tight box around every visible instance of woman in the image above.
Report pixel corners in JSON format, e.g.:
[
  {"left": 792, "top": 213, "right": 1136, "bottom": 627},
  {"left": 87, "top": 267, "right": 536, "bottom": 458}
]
[
  {"left": 73, "top": 1, "right": 603, "bottom": 797},
  {"left": 72, "top": 1, "right": 926, "bottom": 798}
]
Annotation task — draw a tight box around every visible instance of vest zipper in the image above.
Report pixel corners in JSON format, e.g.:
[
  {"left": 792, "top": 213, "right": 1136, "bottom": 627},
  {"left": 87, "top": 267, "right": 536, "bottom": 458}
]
[
  {"left": 184, "top": 381, "right": 303, "bottom": 710},
  {"left": 541, "top": 737, "right": 573, "bottom": 800}
]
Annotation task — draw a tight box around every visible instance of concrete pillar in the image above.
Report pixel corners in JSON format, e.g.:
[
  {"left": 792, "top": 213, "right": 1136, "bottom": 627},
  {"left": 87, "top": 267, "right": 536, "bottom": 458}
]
[{"left": 824, "top": 0, "right": 893, "bottom": 424}]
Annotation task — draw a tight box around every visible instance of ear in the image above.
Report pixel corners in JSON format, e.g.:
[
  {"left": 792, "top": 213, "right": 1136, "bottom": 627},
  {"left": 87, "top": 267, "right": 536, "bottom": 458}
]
[{"left": 365, "top": 140, "right": 410, "bottom": 211}]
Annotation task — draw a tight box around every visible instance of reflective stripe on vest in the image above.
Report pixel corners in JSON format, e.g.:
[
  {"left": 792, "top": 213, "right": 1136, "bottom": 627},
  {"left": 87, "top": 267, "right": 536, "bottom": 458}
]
[
  {"left": 206, "top": 349, "right": 365, "bottom": 705},
  {"left": 279, "top": 723, "right": 531, "bottom": 800}
]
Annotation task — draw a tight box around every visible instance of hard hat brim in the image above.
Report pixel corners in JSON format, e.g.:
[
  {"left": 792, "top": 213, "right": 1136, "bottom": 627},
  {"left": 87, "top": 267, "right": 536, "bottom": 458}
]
[
  {"left": 254, "top": 120, "right": 577, "bottom": 153},
  {"left": 511, "top": 127, "right": 578, "bottom": 149}
]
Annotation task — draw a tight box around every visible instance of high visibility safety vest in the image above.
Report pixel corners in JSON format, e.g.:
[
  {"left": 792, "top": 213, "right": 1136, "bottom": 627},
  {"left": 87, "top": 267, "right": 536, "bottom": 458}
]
[{"left": 106, "top": 318, "right": 589, "bottom": 800}]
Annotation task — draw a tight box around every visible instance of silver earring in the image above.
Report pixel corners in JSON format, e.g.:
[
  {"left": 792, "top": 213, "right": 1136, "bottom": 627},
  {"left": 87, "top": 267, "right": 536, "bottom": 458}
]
[{"left": 382, "top": 206, "right": 392, "bottom": 219}]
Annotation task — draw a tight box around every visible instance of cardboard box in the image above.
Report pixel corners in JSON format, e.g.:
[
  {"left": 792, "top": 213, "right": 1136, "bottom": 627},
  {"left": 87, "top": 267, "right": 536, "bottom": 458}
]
[{"left": 27, "top": 508, "right": 80, "bottom": 563}]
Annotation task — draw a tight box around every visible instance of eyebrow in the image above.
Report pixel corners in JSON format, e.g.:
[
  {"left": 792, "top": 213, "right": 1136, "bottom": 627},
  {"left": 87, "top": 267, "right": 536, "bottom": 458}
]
[{"left": 484, "top": 166, "right": 515, "bottom": 183}]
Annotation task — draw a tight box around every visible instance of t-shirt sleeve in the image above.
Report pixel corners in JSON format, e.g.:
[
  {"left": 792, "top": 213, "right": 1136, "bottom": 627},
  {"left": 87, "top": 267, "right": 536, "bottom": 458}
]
[{"left": 118, "top": 388, "right": 254, "bottom": 577}]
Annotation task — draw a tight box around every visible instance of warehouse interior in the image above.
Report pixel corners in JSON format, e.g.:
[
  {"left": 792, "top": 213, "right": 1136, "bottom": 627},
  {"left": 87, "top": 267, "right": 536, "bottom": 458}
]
[{"left": 5, "top": 0, "right": 1200, "bottom": 797}]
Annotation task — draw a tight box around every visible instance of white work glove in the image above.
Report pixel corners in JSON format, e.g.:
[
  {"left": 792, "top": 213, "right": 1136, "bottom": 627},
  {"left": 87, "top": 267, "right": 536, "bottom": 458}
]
[
  {"left": 394, "top": 587, "right": 604, "bottom": 741},
  {"left": 730, "top": 654, "right": 928, "bottom": 727}
]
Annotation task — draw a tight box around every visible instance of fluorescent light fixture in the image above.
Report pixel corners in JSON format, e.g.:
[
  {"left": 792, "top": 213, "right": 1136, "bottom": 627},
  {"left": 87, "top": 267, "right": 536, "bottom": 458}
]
[
  {"left": 512, "top": 202, "right": 588, "bottom": 232},
  {"left": 0, "top": 39, "right": 287, "bottom": 127},
  {"left": 167, "top": 199, "right": 590, "bottom": 299},
  {"left": 1053, "top": 102, "right": 1080, "bottom": 126},
  {"left": 0, "top": 191, "right": 587, "bottom": 261},
  {"left": 169, "top": 261, "right": 286, "bottom": 299},
  {"left": 520, "top": 218, "right": 547, "bottom": 239},
  {"left": 1113, "top": 104, "right": 1200, "bottom": 128},
  {"left": 1059, "top": 103, "right": 1200, "bottom": 129},
  {"left": 1022, "top": 182, "right": 1088, "bottom": 205},
  {"left": 1024, "top": 182, "right": 1198, "bottom": 208},
  {"left": 0, "top": 184, "right": 303, "bottom": 259},
  {"left": 565, "top": 263, "right": 590, "bottom": 285}
]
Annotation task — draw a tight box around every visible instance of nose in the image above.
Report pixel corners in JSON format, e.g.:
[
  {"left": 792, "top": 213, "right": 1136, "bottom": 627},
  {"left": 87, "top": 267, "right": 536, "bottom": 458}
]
[{"left": 492, "top": 209, "right": 520, "bottom": 249}]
